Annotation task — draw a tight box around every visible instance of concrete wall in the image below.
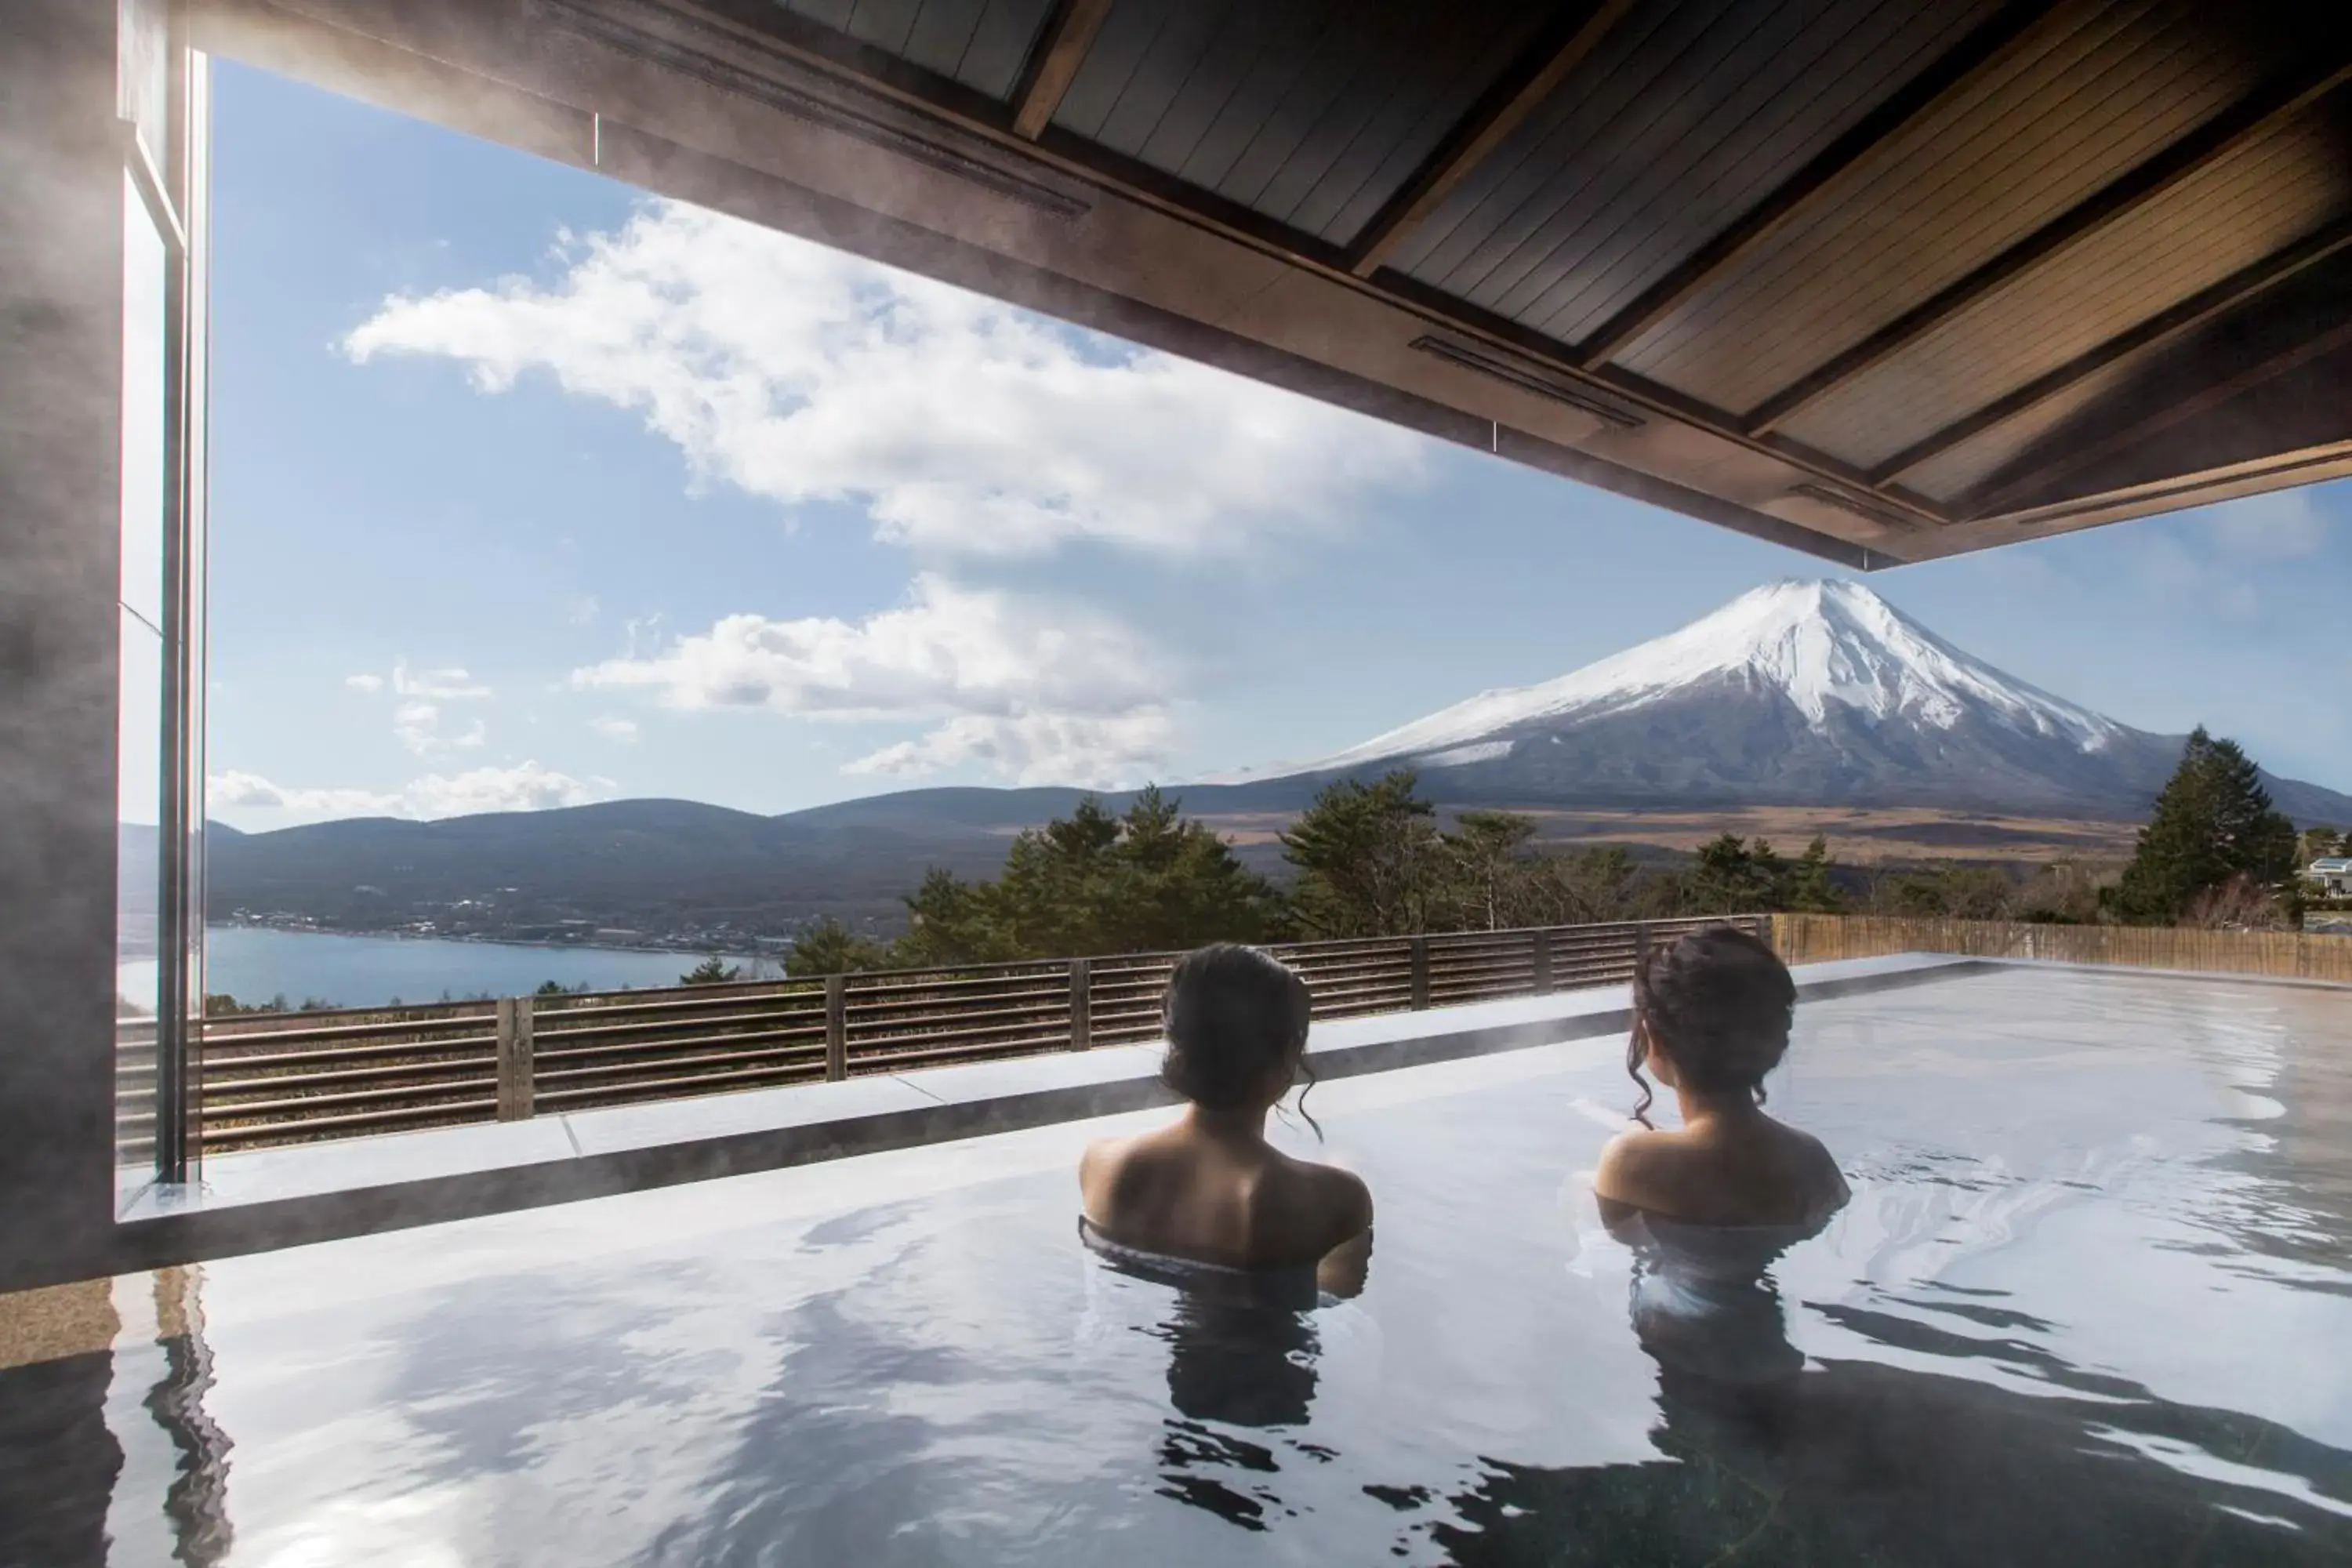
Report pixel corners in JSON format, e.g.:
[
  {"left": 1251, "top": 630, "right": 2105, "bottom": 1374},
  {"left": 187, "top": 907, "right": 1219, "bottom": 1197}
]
[{"left": 0, "top": 2, "right": 129, "bottom": 1291}]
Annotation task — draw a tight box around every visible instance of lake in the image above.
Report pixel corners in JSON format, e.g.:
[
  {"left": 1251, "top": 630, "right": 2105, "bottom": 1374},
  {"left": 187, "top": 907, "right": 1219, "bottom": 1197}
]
[{"left": 119, "top": 927, "right": 771, "bottom": 1011}]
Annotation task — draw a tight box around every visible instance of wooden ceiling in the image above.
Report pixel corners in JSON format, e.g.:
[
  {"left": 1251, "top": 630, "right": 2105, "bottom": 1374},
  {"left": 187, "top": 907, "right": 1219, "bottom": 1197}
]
[{"left": 195, "top": 0, "right": 2352, "bottom": 566}]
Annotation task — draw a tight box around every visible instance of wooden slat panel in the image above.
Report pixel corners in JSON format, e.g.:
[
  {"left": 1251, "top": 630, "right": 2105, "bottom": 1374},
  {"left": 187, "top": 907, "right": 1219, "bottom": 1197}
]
[{"left": 1620, "top": 1, "right": 2278, "bottom": 412}]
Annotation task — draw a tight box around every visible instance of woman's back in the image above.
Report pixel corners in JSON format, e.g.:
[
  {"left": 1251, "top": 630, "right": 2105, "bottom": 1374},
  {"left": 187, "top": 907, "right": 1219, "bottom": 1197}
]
[
  {"left": 1080, "top": 1123, "right": 1370, "bottom": 1272},
  {"left": 1596, "top": 1114, "right": 1846, "bottom": 1228}
]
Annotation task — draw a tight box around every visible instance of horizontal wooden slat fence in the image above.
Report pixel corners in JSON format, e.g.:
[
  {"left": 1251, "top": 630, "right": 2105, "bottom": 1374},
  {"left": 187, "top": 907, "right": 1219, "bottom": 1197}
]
[
  {"left": 194, "top": 916, "right": 1756, "bottom": 1153},
  {"left": 1771, "top": 914, "right": 2352, "bottom": 983}
]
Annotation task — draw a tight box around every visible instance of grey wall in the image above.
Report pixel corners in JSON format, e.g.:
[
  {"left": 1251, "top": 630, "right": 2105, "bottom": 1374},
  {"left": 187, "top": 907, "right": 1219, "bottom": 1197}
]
[{"left": 0, "top": 1, "right": 131, "bottom": 1292}]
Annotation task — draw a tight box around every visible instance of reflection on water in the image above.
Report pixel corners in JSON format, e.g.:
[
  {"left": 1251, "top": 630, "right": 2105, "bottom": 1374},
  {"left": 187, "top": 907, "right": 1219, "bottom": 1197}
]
[
  {"left": 144, "top": 1270, "right": 235, "bottom": 1566},
  {"left": 1421, "top": 1205, "right": 2352, "bottom": 1566},
  {"left": 1081, "top": 1221, "right": 1338, "bottom": 1531},
  {"left": 0, "top": 1287, "right": 120, "bottom": 1567},
  {"left": 0, "top": 1269, "right": 231, "bottom": 1568},
  {"left": 1437, "top": 1328, "right": 2352, "bottom": 1566}
]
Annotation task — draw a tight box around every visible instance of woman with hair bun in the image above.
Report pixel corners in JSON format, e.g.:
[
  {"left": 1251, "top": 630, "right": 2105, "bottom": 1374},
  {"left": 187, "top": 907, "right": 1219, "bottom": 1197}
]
[
  {"left": 1080, "top": 944, "right": 1373, "bottom": 1292},
  {"left": 1595, "top": 924, "right": 1849, "bottom": 1228}
]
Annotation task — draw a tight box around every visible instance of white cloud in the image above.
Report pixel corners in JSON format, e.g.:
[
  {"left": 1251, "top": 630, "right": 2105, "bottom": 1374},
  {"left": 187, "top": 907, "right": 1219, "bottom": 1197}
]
[
  {"left": 392, "top": 660, "right": 493, "bottom": 700},
  {"left": 590, "top": 713, "right": 640, "bottom": 743},
  {"left": 570, "top": 573, "right": 1175, "bottom": 787},
  {"left": 392, "top": 701, "right": 488, "bottom": 758},
  {"left": 347, "top": 660, "right": 495, "bottom": 753},
  {"left": 568, "top": 595, "right": 601, "bottom": 626},
  {"left": 209, "top": 762, "right": 597, "bottom": 822},
  {"left": 2204, "top": 488, "right": 2331, "bottom": 558},
  {"left": 343, "top": 199, "right": 1427, "bottom": 558},
  {"left": 209, "top": 770, "right": 393, "bottom": 816},
  {"left": 843, "top": 710, "right": 1175, "bottom": 788},
  {"left": 403, "top": 763, "right": 596, "bottom": 817}
]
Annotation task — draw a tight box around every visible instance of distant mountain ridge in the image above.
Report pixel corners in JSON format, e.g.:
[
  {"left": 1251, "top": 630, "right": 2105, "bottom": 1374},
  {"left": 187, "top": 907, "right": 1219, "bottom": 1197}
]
[{"left": 208, "top": 581, "right": 2352, "bottom": 935}]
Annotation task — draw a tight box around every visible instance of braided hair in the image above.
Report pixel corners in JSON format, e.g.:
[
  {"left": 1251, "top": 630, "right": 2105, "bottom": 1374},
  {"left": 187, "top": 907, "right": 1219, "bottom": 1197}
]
[
  {"left": 1626, "top": 925, "right": 1796, "bottom": 1127},
  {"left": 1160, "top": 943, "right": 1321, "bottom": 1139}
]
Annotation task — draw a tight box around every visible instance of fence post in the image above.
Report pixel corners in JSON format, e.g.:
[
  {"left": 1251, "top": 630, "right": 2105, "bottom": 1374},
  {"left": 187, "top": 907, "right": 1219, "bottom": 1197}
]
[
  {"left": 824, "top": 974, "right": 848, "bottom": 1082},
  {"left": 1531, "top": 929, "right": 1554, "bottom": 995},
  {"left": 495, "top": 996, "right": 535, "bottom": 1121},
  {"left": 1409, "top": 937, "right": 1430, "bottom": 1011},
  {"left": 1069, "top": 957, "right": 1093, "bottom": 1051}
]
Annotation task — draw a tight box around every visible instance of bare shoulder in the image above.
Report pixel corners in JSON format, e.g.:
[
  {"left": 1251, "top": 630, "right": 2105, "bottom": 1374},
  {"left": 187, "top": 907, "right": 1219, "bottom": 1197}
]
[
  {"left": 1788, "top": 1124, "right": 1851, "bottom": 1204},
  {"left": 1078, "top": 1132, "right": 1140, "bottom": 1212},
  {"left": 1258, "top": 1152, "right": 1373, "bottom": 1256},
  {"left": 1308, "top": 1160, "right": 1374, "bottom": 1236},
  {"left": 1593, "top": 1127, "right": 1671, "bottom": 1207}
]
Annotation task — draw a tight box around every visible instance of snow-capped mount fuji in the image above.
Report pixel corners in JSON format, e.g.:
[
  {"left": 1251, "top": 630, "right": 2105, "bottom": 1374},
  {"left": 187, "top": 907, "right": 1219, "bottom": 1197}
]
[
  {"left": 1316, "top": 580, "right": 2120, "bottom": 768},
  {"left": 1245, "top": 580, "right": 2352, "bottom": 822}
]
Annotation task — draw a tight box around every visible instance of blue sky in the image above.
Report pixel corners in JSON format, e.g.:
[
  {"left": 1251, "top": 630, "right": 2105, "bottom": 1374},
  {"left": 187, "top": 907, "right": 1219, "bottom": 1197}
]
[{"left": 205, "top": 61, "right": 2352, "bottom": 831}]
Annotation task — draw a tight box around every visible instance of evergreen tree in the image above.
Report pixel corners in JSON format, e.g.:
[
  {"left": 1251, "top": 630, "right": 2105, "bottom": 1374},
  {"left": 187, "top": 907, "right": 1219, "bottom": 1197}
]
[
  {"left": 1686, "top": 833, "right": 1791, "bottom": 912},
  {"left": 1439, "top": 810, "right": 1541, "bottom": 931},
  {"left": 1089, "top": 786, "right": 1287, "bottom": 952},
  {"left": 891, "top": 866, "right": 1018, "bottom": 967},
  {"left": 884, "top": 788, "right": 1286, "bottom": 963},
  {"left": 2113, "top": 727, "right": 2299, "bottom": 924},
  {"left": 1884, "top": 864, "right": 2015, "bottom": 920},
  {"left": 784, "top": 916, "right": 893, "bottom": 978},
  {"left": 1554, "top": 845, "right": 1639, "bottom": 924},
  {"left": 1787, "top": 835, "right": 1846, "bottom": 913},
  {"left": 1280, "top": 771, "right": 1440, "bottom": 938},
  {"left": 679, "top": 956, "right": 742, "bottom": 985}
]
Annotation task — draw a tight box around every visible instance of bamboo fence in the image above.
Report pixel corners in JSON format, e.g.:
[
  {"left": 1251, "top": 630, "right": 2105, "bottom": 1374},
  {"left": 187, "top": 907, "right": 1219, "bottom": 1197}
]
[{"left": 1771, "top": 913, "right": 2352, "bottom": 982}]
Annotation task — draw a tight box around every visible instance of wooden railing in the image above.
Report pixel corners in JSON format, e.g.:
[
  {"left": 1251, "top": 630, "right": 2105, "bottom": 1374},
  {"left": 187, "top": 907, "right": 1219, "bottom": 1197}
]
[
  {"left": 195, "top": 916, "right": 1760, "bottom": 1153},
  {"left": 1770, "top": 913, "right": 2352, "bottom": 982}
]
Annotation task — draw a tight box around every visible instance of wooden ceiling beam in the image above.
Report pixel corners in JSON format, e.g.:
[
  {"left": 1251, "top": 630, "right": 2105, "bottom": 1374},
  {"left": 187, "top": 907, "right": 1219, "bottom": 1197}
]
[
  {"left": 1577, "top": 0, "right": 2056, "bottom": 365},
  {"left": 1345, "top": 0, "right": 1637, "bottom": 279},
  {"left": 1967, "top": 316, "right": 2352, "bottom": 517},
  {"left": 1743, "top": 54, "right": 2352, "bottom": 438},
  {"left": 1871, "top": 213, "right": 2352, "bottom": 485},
  {"left": 1009, "top": 0, "right": 1112, "bottom": 140}
]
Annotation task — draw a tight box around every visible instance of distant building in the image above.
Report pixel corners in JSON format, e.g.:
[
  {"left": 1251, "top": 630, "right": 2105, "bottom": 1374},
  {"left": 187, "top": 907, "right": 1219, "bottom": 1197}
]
[{"left": 2308, "top": 858, "right": 2352, "bottom": 897}]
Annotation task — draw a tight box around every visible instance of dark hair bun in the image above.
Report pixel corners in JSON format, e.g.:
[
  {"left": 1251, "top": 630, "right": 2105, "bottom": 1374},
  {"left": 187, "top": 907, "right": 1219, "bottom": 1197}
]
[
  {"left": 1634, "top": 925, "right": 1795, "bottom": 1097},
  {"left": 1160, "top": 944, "right": 1313, "bottom": 1110}
]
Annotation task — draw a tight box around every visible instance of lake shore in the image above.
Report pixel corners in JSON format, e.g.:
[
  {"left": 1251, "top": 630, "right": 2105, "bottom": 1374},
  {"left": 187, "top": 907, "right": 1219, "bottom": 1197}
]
[{"left": 125, "top": 927, "right": 775, "bottom": 1011}]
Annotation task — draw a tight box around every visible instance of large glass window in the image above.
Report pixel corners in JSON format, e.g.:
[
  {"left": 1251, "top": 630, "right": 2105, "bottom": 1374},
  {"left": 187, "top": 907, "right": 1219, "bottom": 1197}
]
[
  {"left": 117, "top": 166, "right": 171, "bottom": 1195},
  {"left": 116, "top": 9, "right": 204, "bottom": 1196}
]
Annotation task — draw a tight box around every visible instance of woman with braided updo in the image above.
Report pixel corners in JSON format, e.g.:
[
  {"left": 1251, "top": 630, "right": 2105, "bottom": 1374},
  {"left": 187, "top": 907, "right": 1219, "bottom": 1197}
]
[{"left": 1594, "top": 924, "right": 1849, "bottom": 1229}]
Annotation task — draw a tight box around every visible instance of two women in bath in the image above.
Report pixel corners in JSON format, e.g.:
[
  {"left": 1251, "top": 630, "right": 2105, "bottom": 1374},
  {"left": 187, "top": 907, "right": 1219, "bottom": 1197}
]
[
  {"left": 1080, "top": 942, "right": 1374, "bottom": 1296},
  {"left": 1082, "top": 924, "right": 1844, "bottom": 1294}
]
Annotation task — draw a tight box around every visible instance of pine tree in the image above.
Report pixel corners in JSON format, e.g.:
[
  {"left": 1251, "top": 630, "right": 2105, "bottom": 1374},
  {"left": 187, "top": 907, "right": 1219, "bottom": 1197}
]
[
  {"left": 679, "top": 956, "right": 742, "bottom": 985},
  {"left": 2113, "top": 728, "right": 2299, "bottom": 924},
  {"left": 884, "top": 788, "right": 1286, "bottom": 963},
  {"left": 1788, "top": 835, "right": 1846, "bottom": 913},
  {"left": 1279, "top": 770, "right": 1440, "bottom": 938},
  {"left": 1439, "top": 810, "right": 1541, "bottom": 931},
  {"left": 784, "top": 916, "right": 892, "bottom": 978},
  {"left": 1687, "top": 833, "right": 1789, "bottom": 912}
]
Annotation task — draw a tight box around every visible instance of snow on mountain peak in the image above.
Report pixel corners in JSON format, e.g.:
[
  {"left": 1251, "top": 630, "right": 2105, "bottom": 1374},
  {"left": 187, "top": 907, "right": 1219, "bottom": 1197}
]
[{"left": 1313, "top": 579, "right": 2123, "bottom": 771}]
